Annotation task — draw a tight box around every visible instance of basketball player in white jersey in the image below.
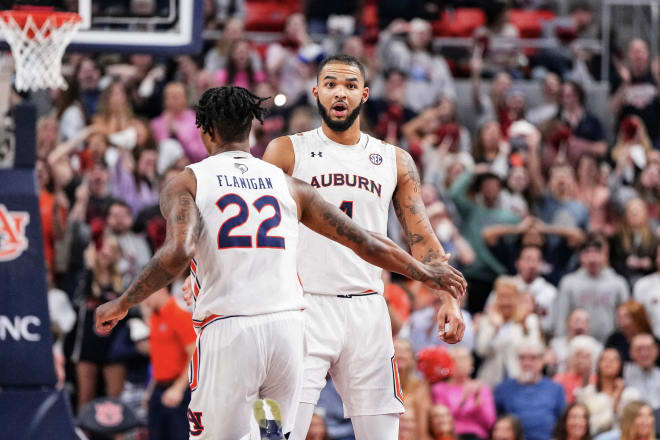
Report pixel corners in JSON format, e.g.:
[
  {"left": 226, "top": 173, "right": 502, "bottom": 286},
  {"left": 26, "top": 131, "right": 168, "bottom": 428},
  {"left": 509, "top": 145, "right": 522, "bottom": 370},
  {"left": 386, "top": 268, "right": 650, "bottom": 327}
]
[
  {"left": 95, "top": 86, "right": 466, "bottom": 440},
  {"left": 261, "top": 55, "right": 468, "bottom": 439}
]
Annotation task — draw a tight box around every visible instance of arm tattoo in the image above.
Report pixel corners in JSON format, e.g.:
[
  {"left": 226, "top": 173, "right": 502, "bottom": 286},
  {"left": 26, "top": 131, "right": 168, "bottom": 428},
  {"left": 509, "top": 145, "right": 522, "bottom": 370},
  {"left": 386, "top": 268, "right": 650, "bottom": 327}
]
[
  {"left": 407, "top": 263, "right": 429, "bottom": 282},
  {"left": 403, "top": 153, "right": 421, "bottom": 194},
  {"left": 393, "top": 192, "right": 425, "bottom": 246},
  {"left": 122, "top": 256, "right": 177, "bottom": 308},
  {"left": 321, "top": 207, "right": 365, "bottom": 245}
]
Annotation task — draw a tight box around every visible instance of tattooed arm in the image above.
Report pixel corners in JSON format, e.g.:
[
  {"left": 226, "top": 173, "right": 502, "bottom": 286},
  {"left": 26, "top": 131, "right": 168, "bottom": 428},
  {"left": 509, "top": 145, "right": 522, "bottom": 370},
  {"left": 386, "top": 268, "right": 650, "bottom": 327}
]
[
  {"left": 393, "top": 147, "right": 467, "bottom": 342},
  {"left": 95, "top": 168, "right": 201, "bottom": 334},
  {"left": 287, "top": 176, "right": 452, "bottom": 291}
]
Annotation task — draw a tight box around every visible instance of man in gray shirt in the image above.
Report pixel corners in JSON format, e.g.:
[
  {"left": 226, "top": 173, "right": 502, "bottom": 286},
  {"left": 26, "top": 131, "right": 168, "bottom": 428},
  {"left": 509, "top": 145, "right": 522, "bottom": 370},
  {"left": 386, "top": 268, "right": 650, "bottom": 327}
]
[
  {"left": 624, "top": 334, "right": 660, "bottom": 409},
  {"left": 554, "top": 235, "right": 629, "bottom": 343}
]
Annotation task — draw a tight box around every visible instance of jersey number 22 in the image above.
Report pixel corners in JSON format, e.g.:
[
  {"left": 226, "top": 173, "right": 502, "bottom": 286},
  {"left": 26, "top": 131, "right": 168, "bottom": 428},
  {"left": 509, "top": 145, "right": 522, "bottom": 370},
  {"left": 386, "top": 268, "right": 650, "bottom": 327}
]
[{"left": 216, "top": 194, "right": 285, "bottom": 249}]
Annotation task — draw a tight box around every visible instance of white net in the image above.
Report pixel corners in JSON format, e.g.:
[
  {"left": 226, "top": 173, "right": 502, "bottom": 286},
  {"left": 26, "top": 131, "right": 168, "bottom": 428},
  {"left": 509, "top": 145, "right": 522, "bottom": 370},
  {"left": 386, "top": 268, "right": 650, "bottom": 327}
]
[{"left": 0, "top": 12, "right": 80, "bottom": 92}]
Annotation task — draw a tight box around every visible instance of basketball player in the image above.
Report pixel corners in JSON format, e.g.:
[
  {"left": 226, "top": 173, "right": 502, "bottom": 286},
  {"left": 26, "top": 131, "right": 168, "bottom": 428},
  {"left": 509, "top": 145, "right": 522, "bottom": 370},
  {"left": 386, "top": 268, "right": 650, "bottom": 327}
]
[
  {"left": 262, "top": 54, "right": 468, "bottom": 439},
  {"left": 95, "top": 86, "right": 466, "bottom": 440}
]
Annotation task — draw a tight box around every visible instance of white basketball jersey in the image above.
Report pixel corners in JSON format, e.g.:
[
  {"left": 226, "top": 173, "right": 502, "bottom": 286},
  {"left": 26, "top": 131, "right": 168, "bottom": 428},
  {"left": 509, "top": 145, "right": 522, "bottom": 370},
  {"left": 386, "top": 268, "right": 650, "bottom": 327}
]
[
  {"left": 186, "top": 151, "right": 304, "bottom": 324},
  {"left": 290, "top": 128, "right": 398, "bottom": 296}
]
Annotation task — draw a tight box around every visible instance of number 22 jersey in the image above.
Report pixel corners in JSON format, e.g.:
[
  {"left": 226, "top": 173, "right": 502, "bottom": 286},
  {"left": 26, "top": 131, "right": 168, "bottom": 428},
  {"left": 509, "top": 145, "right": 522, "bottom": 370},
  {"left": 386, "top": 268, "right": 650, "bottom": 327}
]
[
  {"left": 290, "top": 128, "right": 398, "bottom": 296},
  {"left": 186, "top": 151, "right": 304, "bottom": 323}
]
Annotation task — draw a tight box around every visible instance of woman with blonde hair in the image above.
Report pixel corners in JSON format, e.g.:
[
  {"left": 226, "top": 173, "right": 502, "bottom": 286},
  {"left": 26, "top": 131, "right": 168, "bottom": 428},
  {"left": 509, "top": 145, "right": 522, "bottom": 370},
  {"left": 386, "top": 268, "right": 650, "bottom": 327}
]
[
  {"left": 611, "top": 116, "right": 653, "bottom": 187},
  {"left": 610, "top": 198, "right": 658, "bottom": 285},
  {"left": 620, "top": 401, "right": 656, "bottom": 440},
  {"left": 475, "top": 276, "right": 543, "bottom": 386},
  {"left": 71, "top": 234, "right": 126, "bottom": 411},
  {"left": 394, "top": 338, "right": 432, "bottom": 440}
]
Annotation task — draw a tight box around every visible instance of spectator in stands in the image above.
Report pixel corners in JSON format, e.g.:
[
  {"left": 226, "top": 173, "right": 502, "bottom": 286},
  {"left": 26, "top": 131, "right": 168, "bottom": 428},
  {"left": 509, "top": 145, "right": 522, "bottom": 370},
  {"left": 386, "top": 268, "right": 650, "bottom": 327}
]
[
  {"left": 71, "top": 235, "right": 126, "bottom": 411},
  {"left": 610, "top": 198, "right": 658, "bottom": 285},
  {"left": 576, "top": 348, "right": 641, "bottom": 436},
  {"left": 368, "top": 69, "right": 416, "bottom": 146},
  {"left": 527, "top": 72, "right": 562, "bottom": 127},
  {"left": 476, "top": 276, "right": 542, "bottom": 386},
  {"left": 634, "top": 244, "right": 660, "bottom": 340},
  {"left": 470, "top": 51, "right": 512, "bottom": 126},
  {"left": 555, "top": 235, "right": 630, "bottom": 343},
  {"left": 266, "top": 13, "right": 316, "bottom": 103},
  {"left": 484, "top": 243, "right": 557, "bottom": 335},
  {"left": 553, "top": 402, "right": 592, "bottom": 440},
  {"left": 105, "top": 200, "right": 151, "bottom": 286},
  {"left": 535, "top": 163, "right": 589, "bottom": 231},
  {"left": 611, "top": 116, "right": 653, "bottom": 191},
  {"left": 556, "top": 81, "right": 607, "bottom": 165},
  {"left": 495, "top": 337, "right": 566, "bottom": 440},
  {"left": 394, "top": 338, "right": 431, "bottom": 440},
  {"left": 606, "top": 300, "right": 655, "bottom": 364},
  {"left": 620, "top": 401, "right": 657, "bottom": 440},
  {"left": 76, "top": 57, "right": 102, "bottom": 117},
  {"left": 36, "top": 159, "right": 67, "bottom": 278},
  {"left": 624, "top": 334, "right": 660, "bottom": 409},
  {"left": 471, "top": 121, "right": 509, "bottom": 179},
  {"left": 151, "top": 82, "right": 208, "bottom": 163},
  {"left": 491, "top": 415, "right": 524, "bottom": 440},
  {"left": 449, "top": 167, "right": 520, "bottom": 313},
  {"left": 141, "top": 287, "right": 196, "bottom": 440},
  {"left": 500, "top": 164, "right": 531, "bottom": 218},
  {"left": 37, "top": 116, "right": 59, "bottom": 160},
  {"left": 537, "top": 2, "right": 595, "bottom": 79},
  {"left": 398, "top": 405, "right": 417, "bottom": 440},
  {"left": 575, "top": 154, "right": 614, "bottom": 236},
  {"left": 93, "top": 81, "right": 138, "bottom": 138},
  {"left": 550, "top": 309, "right": 601, "bottom": 375},
  {"left": 306, "top": 411, "right": 330, "bottom": 440},
  {"left": 426, "top": 201, "right": 475, "bottom": 270},
  {"left": 111, "top": 144, "right": 159, "bottom": 216},
  {"left": 215, "top": 39, "right": 266, "bottom": 92},
  {"left": 205, "top": 18, "right": 259, "bottom": 74},
  {"left": 611, "top": 38, "right": 660, "bottom": 147},
  {"left": 51, "top": 79, "right": 87, "bottom": 142},
  {"left": 303, "top": 0, "right": 360, "bottom": 35},
  {"left": 472, "top": 0, "right": 523, "bottom": 78},
  {"left": 428, "top": 404, "right": 456, "bottom": 440},
  {"left": 432, "top": 347, "right": 496, "bottom": 439},
  {"left": 378, "top": 18, "right": 455, "bottom": 112},
  {"left": 212, "top": 0, "right": 246, "bottom": 27},
  {"left": 554, "top": 335, "right": 600, "bottom": 404},
  {"left": 398, "top": 288, "right": 476, "bottom": 354}
]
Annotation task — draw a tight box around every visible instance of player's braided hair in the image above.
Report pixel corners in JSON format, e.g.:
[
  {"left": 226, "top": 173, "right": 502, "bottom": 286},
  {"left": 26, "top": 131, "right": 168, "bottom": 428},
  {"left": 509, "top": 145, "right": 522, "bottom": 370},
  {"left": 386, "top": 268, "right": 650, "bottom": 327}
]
[{"left": 195, "top": 86, "right": 269, "bottom": 144}]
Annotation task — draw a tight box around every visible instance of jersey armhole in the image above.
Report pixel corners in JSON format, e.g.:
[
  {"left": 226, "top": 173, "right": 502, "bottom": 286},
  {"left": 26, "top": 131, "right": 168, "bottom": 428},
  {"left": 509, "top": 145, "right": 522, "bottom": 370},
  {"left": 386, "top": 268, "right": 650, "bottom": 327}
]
[
  {"left": 390, "top": 143, "right": 399, "bottom": 187},
  {"left": 289, "top": 135, "right": 303, "bottom": 177}
]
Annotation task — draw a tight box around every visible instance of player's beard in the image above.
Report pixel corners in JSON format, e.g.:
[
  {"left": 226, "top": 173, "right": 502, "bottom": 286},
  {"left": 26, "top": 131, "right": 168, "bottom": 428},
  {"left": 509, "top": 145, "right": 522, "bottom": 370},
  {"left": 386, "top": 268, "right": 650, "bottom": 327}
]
[{"left": 317, "top": 97, "right": 363, "bottom": 133}]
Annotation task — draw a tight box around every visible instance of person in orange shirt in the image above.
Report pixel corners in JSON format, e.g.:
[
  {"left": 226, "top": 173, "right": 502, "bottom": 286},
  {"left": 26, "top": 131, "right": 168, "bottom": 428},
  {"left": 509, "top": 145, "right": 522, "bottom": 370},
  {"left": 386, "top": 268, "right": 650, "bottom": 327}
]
[{"left": 142, "top": 287, "right": 196, "bottom": 440}]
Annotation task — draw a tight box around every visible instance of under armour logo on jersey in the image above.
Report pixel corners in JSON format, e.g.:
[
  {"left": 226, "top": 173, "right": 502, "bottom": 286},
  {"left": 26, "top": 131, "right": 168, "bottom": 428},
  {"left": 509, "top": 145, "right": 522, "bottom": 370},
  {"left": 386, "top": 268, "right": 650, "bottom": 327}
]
[
  {"left": 311, "top": 152, "right": 323, "bottom": 158},
  {"left": 234, "top": 163, "right": 248, "bottom": 174}
]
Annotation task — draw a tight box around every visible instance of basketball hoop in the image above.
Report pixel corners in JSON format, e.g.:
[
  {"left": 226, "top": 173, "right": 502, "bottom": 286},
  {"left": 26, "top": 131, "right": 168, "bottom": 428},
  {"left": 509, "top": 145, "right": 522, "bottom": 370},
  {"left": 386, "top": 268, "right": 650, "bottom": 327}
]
[{"left": 0, "top": 7, "right": 81, "bottom": 91}]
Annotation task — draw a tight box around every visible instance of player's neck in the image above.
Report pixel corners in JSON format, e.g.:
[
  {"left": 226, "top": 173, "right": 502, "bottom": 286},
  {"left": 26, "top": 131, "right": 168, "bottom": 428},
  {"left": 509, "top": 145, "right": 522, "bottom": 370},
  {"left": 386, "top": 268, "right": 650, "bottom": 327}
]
[
  {"left": 320, "top": 121, "right": 361, "bottom": 146},
  {"left": 209, "top": 140, "right": 251, "bottom": 156}
]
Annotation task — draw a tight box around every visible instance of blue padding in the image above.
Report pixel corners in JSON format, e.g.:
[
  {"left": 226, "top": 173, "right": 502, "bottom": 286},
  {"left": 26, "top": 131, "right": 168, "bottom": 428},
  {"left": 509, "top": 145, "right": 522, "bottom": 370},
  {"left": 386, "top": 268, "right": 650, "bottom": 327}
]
[{"left": 0, "top": 389, "right": 77, "bottom": 440}]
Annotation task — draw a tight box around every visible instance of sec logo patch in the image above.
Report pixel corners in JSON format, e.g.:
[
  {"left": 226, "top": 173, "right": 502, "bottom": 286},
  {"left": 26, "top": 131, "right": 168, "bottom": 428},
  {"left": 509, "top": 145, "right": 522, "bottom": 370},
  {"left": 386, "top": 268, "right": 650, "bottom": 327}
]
[{"left": 369, "top": 153, "right": 383, "bottom": 165}]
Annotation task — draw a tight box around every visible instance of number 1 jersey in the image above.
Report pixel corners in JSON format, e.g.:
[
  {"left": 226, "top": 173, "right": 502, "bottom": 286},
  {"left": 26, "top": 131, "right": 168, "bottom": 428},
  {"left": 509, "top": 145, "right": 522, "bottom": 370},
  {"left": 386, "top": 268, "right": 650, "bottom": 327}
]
[
  {"left": 186, "top": 151, "right": 304, "bottom": 323},
  {"left": 290, "top": 128, "right": 398, "bottom": 296}
]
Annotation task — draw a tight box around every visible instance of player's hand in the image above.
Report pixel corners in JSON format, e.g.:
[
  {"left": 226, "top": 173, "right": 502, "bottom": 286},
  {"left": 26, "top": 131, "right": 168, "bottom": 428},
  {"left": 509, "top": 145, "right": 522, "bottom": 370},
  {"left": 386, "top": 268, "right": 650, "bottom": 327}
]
[
  {"left": 95, "top": 298, "right": 129, "bottom": 336},
  {"left": 424, "top": 259, "right": 467, "bottom": 299},
  {"left": 162, "top": 384, "right": 185, "bottom": 408},
  {"left": 182, "top": 275, "right": 194, "bottom": 306},
  {"left": 436, "top": 295, "right": 465, "bottom": 344}
]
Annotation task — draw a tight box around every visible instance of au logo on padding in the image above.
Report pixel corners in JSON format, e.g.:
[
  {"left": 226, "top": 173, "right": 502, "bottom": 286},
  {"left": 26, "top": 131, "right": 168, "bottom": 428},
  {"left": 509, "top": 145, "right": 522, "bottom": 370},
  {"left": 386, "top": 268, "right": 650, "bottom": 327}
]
[{"left": 0, "top": 204, "right": 29, "bottom": 262}]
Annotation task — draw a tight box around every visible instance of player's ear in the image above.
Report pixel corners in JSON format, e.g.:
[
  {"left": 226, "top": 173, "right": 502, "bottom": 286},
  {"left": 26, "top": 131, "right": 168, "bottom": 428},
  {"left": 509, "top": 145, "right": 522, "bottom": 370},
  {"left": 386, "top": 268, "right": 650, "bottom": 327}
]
[
  {"left": 362, "top": 86, "right": 369, "bottom": 103},
  {"left": 312, "top": 86, "right": 318, "bottom": 100}
]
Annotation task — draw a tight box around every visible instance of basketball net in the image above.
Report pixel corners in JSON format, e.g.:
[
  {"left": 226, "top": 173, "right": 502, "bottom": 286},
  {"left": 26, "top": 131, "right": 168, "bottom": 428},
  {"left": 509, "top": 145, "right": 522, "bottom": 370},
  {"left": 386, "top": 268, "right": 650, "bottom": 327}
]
[{"left": 0, "top": 9, "right": 81, "bottom": 91}]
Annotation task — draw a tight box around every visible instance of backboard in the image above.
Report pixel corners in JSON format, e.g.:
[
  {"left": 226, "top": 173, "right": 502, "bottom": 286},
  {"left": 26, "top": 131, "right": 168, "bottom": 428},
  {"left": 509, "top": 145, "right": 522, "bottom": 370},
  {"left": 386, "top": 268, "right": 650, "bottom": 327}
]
[{"left": 0, "top": 0, "right": 204, "bottom": 54}]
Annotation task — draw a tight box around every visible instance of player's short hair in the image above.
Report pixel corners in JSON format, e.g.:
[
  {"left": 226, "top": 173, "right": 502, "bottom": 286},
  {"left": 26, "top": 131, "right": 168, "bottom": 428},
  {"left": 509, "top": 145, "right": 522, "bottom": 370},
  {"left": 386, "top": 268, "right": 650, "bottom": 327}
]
[
  {"left": 317, "top": 54, "right": 366, "bottom": 82},
  {"left": 195, "top": 86, "right": 269, "bottom": 144}
]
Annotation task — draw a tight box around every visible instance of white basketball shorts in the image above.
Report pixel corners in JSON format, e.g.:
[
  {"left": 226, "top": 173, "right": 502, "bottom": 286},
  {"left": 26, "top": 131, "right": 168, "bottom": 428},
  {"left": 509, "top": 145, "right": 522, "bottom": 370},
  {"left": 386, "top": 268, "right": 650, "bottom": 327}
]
[
  {"left": 187, "top": 310, "right": 305, "bottom": 439},
  {"left": 300, "top": 293, "right": 405, "bottom": 417}
]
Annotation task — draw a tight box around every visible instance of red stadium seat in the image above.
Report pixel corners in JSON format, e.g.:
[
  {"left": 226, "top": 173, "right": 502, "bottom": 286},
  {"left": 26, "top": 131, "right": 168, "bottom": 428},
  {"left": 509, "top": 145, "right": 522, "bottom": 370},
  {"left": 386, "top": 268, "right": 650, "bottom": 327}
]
[
  {"left": 433, "top": 8, "right": 486, "bottom": 37},
  {"left": 244, "top": 2, "right": 300, "bottom": 32},
  {"left": 509, "top": 9, "right": 555, "bottom": 39}
]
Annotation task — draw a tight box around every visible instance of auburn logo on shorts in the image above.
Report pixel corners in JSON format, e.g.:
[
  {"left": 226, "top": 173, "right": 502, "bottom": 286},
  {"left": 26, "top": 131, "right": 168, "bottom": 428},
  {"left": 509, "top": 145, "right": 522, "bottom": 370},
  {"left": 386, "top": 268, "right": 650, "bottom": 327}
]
[
  {"left": 188, "top": 409, "right": 205, "bottom": 436},
  {"left": 0, "top": 204, "right": 29, "bottom": 262}
]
